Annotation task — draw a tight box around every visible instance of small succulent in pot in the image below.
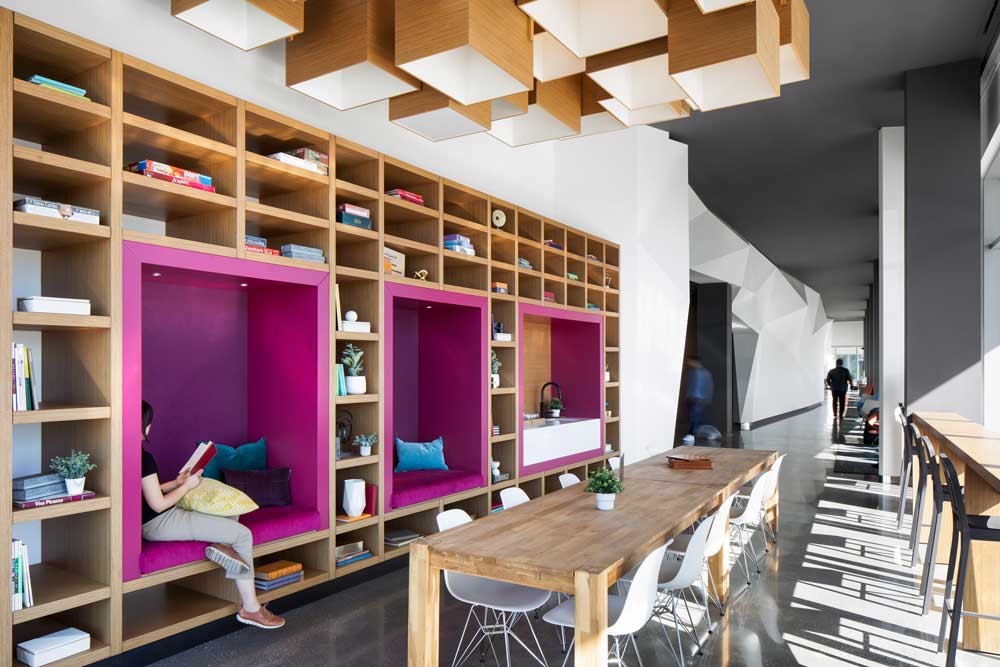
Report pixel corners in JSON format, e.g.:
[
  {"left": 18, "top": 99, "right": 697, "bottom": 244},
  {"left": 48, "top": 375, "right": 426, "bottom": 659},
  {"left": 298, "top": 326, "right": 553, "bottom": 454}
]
[
  {"left": 354, "top": 433, "right": 377, "bottom": 457},
  {"left": 342, "top": 344, "right": 367, "bottom": 395},
  {"left": 490, "top": 350, "right": 502, "bottom": 388},
  {"left": 548, "top": 396, "right": 563, "bottom": 418},
  {"left": 585, "top": 467, "right": 624, "bottom": 511},
  {"left": 50, "top": 449, "right": 97, "bottom": 495}
]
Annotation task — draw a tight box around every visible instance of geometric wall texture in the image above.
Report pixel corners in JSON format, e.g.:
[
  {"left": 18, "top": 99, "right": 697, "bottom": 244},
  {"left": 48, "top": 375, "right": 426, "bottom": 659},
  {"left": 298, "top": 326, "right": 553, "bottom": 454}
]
[{"left": 690, "top": 189, "right": 833, "bottom": 424}]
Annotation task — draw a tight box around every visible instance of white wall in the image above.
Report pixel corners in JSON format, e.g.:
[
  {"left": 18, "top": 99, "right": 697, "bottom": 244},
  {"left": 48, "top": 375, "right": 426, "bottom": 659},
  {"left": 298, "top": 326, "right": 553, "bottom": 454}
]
[
  {"left": 984, "top": 178, "right": 1000, "bottom": 431},
  {"left": 690, "top": 190, "right": 832, "bottom": 425},
  {"left": 879, "top": 127, "right": 906, "bottom": 477},
  {"left": 831, "top": 321, "right": 863, "bottom": 347}
]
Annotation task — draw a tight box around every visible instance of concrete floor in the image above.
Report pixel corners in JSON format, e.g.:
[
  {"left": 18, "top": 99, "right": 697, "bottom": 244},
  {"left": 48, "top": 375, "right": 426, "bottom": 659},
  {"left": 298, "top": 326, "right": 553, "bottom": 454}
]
[{"left": 147, "top": 398, "right": 1000, "bottom": 667}]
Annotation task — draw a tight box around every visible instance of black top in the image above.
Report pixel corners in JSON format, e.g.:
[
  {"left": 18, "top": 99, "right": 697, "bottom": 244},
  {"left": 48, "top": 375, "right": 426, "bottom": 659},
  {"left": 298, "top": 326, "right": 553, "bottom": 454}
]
[
  {"left": 826, "top": 367, "right": 853, "bottom": 393},
  {"left": 141, "top": 449, "right": 162, "bottom": 526}
]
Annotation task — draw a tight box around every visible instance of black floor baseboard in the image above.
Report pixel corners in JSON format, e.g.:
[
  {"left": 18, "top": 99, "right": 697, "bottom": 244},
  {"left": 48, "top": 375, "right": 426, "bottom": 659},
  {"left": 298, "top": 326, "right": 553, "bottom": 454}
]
[{"left": 740, "top": 401, "right": 824, "bottom": 430}]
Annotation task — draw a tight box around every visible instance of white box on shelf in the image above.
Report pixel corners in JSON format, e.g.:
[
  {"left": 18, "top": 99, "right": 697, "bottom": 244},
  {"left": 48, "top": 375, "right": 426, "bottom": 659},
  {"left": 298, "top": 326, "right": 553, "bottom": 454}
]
[
  {"left": 16, "top": 627, "right": 90, "bottom": 667},
  {"left": 17, "top": 297, "right": 91, "bottom": 315},
  {"left": 14, "top": 197, "right": 99, "bottom": 224},
  {"left": 341, "top": 321, "right": 372, "bottom": 334},
  {"left": 383, "top": 247, "right": 406, "bottom": 276},
  {"left": 493, "top": 332, "right": 512, "bottom": 342}
]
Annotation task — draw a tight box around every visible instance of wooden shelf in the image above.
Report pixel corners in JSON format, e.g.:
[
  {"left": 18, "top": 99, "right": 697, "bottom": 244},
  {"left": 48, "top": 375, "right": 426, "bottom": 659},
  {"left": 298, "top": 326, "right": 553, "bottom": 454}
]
[
  {"left": 122, "top": 170, "right": 235, "bottom": 220},
  {"left": 245, "top": 252, "right": 328, "bottom": 272},
  {"left": 13, "top": 404, "right": 111, "bottom": 425},
  {"left": 605, "top": 381, "right": 620, "bottom": 388},
  {"left": 384, "top": 273, "right": 438, "bottom": 288},
  {"left": 336, "top": 393, "right": 380, "bottom": 405},
  {"left": 491, "top": 433, "right": 516, "bottom": 444},
  {"left": 335, "top": 516, "right": 379, "bottom": 535},
  {"left": 13, "top": 79, "right": 110, "bottom": 144},
  {"left": 490, "top": 387, "right": 516, "bottom": 396},
  {"left": 334, "top": 555, "right": 382, "bottom": 577},
  {"left": 122, "top": 230, "right": 236, "bottom": 258},
  {"left": 245, "top": 201, "right": 328, "bottom": 233},
  {"left": 121, "top": 585, "right": 235, "bottom": 652},
  {"left": 335, "top": 331, "right": 379, "bottom": 342},
  {"left": 12, "top": 312, "right": 111, "bottom": 331},
  {"left": 606, "top": 416, "right": 620, "bottom": 423},
  {"left": 245, "top": 151, "right": 328, "bottom": 190},
  {"left": 383, "top": 196, "right": 439, "bottom": 222},
  {"left": 13, "top": 640, "right": 111, "bottom": 667},
  {"left": 384, "top": 233, "right": 438, "bottom": 256},
  {"left": 383, "top": 544, "right": 411, "bottom": 561},
  {"left": 13, "top": 145, "right": 110, "bottom": 190},
  {"left": 12, "top": 565, "right": 110, "bottom": 624},
  {"left": 257, "top": 568, "right": 327, "bottom": 604},
  {"left": 334, "top": 222, "right": 378, "bottom": 243},
  {"left": 336, "top": 266, "right": 381, "bottom": 283},
  {"left": 490, "top": 340, "right": 516, "bottom": 348},
  {"left": 12, "top": 212, "right": 109, "bottom": 251},
  {"left": 443, "top": 250, "right": 488, "bottom": 266},
  {"left": 123, "top": 112, "right": 236, "bottom": 165},
  {"left": 12, "top": 494, "right": 112, "bottom": 524},
  {"left": 335, "top": 454, "right": 379, "bottom": 469},
  {"left": 336, "top": 179, "right": 379, "bottom": 201}
]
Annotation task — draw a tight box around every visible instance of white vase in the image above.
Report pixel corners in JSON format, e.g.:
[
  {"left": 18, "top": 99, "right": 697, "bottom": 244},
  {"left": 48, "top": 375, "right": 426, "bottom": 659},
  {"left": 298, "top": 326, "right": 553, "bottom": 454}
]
[
  {"left": 358, "top": 444, "right": 372, "bottom": 457},
  {"left": 595, "top": 493, "right": 616, "bottom": 511},
  {"left": 346, "top": 375, "right": 367, "bottom": 395},
  {"left": 65, "top": 477, "right": 85, "bottom": 495},
  {"left": 605, "top": 371, "right": 611, "bottom": 382},
  {"left": 551, "top": 409, "right": 561, "bottom": 418},
  {"left": 343, "top": 479, "right": 366, "bottom": 517},
  {"left": 491, "top": 374, "right": 500, "bottom": 389}
]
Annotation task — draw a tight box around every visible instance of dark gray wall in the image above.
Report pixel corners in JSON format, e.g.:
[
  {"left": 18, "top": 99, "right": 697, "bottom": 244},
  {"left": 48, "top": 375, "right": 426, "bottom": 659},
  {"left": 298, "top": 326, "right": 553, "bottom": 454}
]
[
  {"left": 904, "top": 60, "right": 982, "bottom": 413},
  {"left": 696, "top": 283, "right": 734, "bottom": 436}
]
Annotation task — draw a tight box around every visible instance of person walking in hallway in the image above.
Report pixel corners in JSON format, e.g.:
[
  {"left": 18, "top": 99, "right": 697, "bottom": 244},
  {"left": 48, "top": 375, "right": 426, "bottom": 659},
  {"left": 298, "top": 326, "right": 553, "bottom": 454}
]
[
  {"left": 682, "top": 355, "right": 714, "bottom": 445},
  {"left": 826, "top": 358, "right": 853, "bottom": 420}
]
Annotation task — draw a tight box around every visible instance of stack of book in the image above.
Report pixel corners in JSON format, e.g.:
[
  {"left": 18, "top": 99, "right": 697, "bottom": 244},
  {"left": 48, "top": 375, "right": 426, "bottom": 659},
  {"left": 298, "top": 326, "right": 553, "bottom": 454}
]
[
  {"left": 490, "top": 503, "right": 504, "bottom": 514},
  {"left": 543, "top": 291, "right": 556, "bottom": 303},
  {"left": 14, "top": 197, "right": 99, "bottom": 225},
  {"left": 11, "top": 538, "right": 33, "bottom": 611},
  {"left": 443, "top": 234, "right": 475, "bottom": 256},
  {"left": 267, "top": 148, "right": 329, "bottom": 176},
  {"left": 29, "top": 74, "right": 89, "bottom": 100},
  {"left": 517, "top": 257, "right": 533, "bottom": 270},
  {"left": 12, "top": 472, "right": 99, "bottom": 511},
  {"left": 336, "top": 203, "right": 372, "bottom": 230},
  {"left": 129, "top": 160, "right": 216, "bottom": 193},
  {"left": 254, "top": 560, "right": 303, "bottom": 592},
  {"left": 384, "top": 528, "right": 421, "bottom": 549},
  {"left": 586, "top": 302, "right": 601, "bottom": 311},
  {"left": 491, "top": 425, "right": 501, "bottom": 436},
  {"left": 565, "top": 271, "right": 580, "bottom": 281},
  {"left": 245, "top": 234, "right": 278, "bottom": 256},
  {"left": 543, "top": 239, "right": 563, "bottom": 250},
  {"left": 335, "top": 540, "right": 373, "bottom": 568},
  {"left": 11, "top": 343, "right": 39, "bottom": 412},
  {"left": 281, "top": 243, "right": 325, "bottom": 264},
  {"left": 586, "top": 253, "right": 599, "bottom": 262},
  {"left": 386, "top": 188, "right": 424, "bottom": 206}
]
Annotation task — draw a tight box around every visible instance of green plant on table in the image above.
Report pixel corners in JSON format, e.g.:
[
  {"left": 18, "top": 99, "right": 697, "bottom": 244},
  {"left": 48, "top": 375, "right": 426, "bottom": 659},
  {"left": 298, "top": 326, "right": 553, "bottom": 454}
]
[
  {"left": 491, "top": 349, "right": 502, "bottom": 375},
  {"left": 342, "top": 343, "right": 365, "bottom": 376},
  {"left": 585, "top": 467, "right": 623, "bottom": 494},
  {"left": 549, "top": 397, "right": 563, "bottom": 411},
  {"left": 49, "top": 449, "right": 97, "bottom": 479},
  {"left": 353, "top": 433, "right": 377, "bottom": 449}
]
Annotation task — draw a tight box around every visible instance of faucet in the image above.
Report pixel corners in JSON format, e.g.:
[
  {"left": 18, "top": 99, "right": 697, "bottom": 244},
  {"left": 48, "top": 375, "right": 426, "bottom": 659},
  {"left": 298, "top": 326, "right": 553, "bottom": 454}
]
[{"left": 540, "top": 382, "right": 562, "bottom": 417}]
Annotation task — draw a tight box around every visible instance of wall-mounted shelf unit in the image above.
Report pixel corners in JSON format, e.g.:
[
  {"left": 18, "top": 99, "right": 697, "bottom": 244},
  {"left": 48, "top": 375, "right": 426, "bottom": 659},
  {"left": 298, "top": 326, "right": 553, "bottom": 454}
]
[{"left": 0, "top": 11, "right": 624, "bottom": 666}]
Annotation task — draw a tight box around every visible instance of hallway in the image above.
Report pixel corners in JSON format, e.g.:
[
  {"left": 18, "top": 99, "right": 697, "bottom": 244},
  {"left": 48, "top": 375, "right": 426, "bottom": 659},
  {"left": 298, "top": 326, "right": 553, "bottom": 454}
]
[{"left": 141, "top": 400, "right": 1000, "bottom": 667}]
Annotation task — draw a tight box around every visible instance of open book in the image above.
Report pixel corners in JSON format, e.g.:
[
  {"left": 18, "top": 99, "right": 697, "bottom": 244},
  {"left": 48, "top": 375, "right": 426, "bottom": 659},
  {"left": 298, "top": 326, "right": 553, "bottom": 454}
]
[{"left": 180, "top": 441, "right": 217, "bottom": 475}]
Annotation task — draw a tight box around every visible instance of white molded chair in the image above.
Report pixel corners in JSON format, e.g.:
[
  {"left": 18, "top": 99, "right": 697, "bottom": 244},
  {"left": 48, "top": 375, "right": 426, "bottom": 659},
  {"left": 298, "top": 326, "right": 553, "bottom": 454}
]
[
  {"left": 608, "top": 456, "right": 621, "bottom": 471},
  {"left": 758, "top": 455, "right": 785, "bottom": 550},
  {"left": 543, "top": 542, "right": 669, "bottom": 667},
  {"left": 668, "top": 493, "right": 737, "bottom": 618},
  {"left": 558, "top": 473, "right": 580, "bottom": 488},
  {"left": 436, "top": 509, "right": 550, "bottom": 667},
  {"left": 500, "top": 486, "right": 530, "bottom": 509},
  {"left": 730, "top": 471, "right": 773, "bottom": 584}
]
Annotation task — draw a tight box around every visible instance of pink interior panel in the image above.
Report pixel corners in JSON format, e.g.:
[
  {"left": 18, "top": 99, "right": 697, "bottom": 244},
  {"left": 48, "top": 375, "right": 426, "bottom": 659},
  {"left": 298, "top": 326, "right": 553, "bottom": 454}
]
[
  {"left": 384, "top": 283, "right": 488, "bottom": 509},
  {"left": 122, "top": 242, "right": 329, "bottom": 581}
]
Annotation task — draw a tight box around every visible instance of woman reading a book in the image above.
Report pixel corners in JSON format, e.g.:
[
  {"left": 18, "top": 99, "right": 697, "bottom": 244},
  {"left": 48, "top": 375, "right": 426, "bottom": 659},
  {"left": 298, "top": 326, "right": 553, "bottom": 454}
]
[{"left": 139, "top": 400, "right": 284, "bottom": 630}]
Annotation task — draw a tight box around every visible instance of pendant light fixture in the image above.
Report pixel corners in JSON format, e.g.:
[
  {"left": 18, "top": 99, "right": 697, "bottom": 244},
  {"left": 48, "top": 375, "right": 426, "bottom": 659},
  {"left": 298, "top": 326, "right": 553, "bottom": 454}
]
[
  {"left": 692, "top": 0, "right": 750, "bottom": 12},
  {"left": 566, "top": 76, "right": 624, "bottom": 138},
  {"left": 389, "top": 86, "right": 491, "bottom": 141},
  {"left": 774, "top": 0, "right": 810, "bottom": 84},
  {"left": 517, "top": 0, "right": 668, "bottom": 58},
  {"left": 172, "top": 0, "right": 303, "bottom": 50},
  {"left": 585, "top": 36, "right": 686, "bottom": 111},
  {"left": 395, "top": 0, "right": 533, "bottom": 106},
  {"left": 600, "top": 98, "right": 691, "bottom": 126},
  {"left": 667, "top": 0, "right": 780, "bottom": 111},
  {"left": 489, "top": 75, "right": 581, "bottom": 146},
  {"left": 534, "top": 30, "right": 585, "bottom": 82},
  {"left": 286, "top": 0, "right": 419, "bottom": 110},
  {"left": 492, "top": 92, "right": 530, "bottom": 121}
]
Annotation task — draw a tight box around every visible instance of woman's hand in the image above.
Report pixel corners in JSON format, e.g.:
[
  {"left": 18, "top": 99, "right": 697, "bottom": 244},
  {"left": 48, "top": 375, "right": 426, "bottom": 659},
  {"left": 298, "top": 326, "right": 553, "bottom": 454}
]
[
  {"left": 173, "top": 470, "right": 191, "bottom": 487},
  {"left": 183, "top": 470, "right": 203, "bottom": 490}
]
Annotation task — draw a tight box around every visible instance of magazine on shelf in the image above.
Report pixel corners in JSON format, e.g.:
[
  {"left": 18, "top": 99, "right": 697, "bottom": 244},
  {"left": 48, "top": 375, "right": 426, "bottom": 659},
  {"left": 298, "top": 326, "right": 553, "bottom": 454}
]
[
  {"left": 179, "top": 441, "right": 217, "bottom": 475},
  {"left": 336, "top": 551, "right": 372, "bottom": 567},
  {"left": 28, "top": 74, "right": 86, "bottom": 97},
  {"left": 14, "top": 197, "right": 100, "bottom": 224},
  {"left": 255, "top": 560, "right": 303, "bottom": 581},
  {"left": 13, "top": 491, "right": 96, "bottom": 509},
  {"left": 267, "top": 151, "right": 328, "bottom": 176},
  {"left": 254, "top": 571, "right": 304, "bottom": 591},
  {"left": 128, "top": 160, "right": 212, "bottom": 186}
]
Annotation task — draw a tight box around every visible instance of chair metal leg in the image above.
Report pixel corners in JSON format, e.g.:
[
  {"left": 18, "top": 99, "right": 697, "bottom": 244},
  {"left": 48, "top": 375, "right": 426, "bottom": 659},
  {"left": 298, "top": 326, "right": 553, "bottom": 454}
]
[
  {"left": 452, "top": 605, "right": 477, "bottom": 667},
  {"left": 706, "top": 566, "right": 724, "bottom": 615},
  {"left": 670, "top": 596, "right": 686, "bottom": 667},
  {"left": 630, "top": 634, "right": 645, "bottom": 667},
  {"left": 560, "top": 636, "right": 575, "bottom": 667},
  {"left": 946, "top": 538, "right": 971, "bottom": 667},
  {"left": 735, "top": 525, "right": 753, "bottom": 584},
  {"left": 909, "top": 473, "right": 927, "bottom": 568},
  {"left": 938, "top": 523, "right": 962, "bottom": 653},
  {"left": 920, "top": 506, "right": 942, "bottom": 615},
  {"left": 896, "top": 448, "right": 910, "bottom": 530}
]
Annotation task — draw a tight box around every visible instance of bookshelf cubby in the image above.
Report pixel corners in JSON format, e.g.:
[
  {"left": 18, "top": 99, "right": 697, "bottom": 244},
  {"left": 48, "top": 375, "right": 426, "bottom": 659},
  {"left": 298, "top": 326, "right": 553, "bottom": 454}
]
[{"left": 0, "top": 11, "right": 624, "bottom": 666}]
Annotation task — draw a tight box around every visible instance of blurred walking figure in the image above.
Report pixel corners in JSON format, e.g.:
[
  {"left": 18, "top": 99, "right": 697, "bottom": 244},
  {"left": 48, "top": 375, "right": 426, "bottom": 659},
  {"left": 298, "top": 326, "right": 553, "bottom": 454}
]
[
  {"left": 682, "top": 356, "right": 714, "bottom": 445},
  {"left": 826, "top": 358, "right": 853, "bottom": 421}
]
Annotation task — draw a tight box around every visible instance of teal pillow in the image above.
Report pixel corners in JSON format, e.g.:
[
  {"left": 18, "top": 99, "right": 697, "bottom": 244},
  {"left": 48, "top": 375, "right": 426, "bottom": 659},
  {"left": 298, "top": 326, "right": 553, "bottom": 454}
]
[
  {"left": 394, "top": 437, "right": 448, "bottom": 473},
  {"left": 202, "top": 437, "right": 267, "bottom": 481}
]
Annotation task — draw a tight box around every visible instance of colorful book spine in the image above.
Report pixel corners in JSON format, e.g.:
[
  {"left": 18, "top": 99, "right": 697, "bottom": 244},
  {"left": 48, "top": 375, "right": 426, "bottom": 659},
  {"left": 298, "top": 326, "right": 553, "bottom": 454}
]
[
  {"left": 289, "top": 147, "right": 329, "bottom": 165},
  {"left": 280, "top": 244, "right": 323, "bottom": 256},
  {"left": 245, "top": 235, "right": 267, "bottom": 248},
  {"left": 138, "top": 170, "right": 217, "bottom": 193},
  {"left": 336, "top": 211, "right": 373, "bottom": 230},
  {"left": 254, "top": 561, "right": 304, "bottom": 581},
  {"left": 267, "top": 151, "right": 328, "bottom": 176},
  {"left": 245, "top": 245, "right": 279, "bottom": 256},
  {"left": 336, "top": 364, "right": 347, "bottom": 396},
  {"left": 29, "top": 75, "right": 87, "bottom": 97},
  {"left": 385, "top": 189, "right": 425, "bottom": 205},
  {"left": 444, "top": 234, "right": 471, "bottom": 244},
  {"left": 254, "top": 571, "right": 304, "bottom": 591},
  {"left": 335, "top": 552, "right": 372, "bottom": 567},
  {"left": 13, "top": 491, "right": 96, "bottom": 509},
  {"left": 337, "top": 203, "right": 370, "bottom": 217},
  {"left": 129, "top": 160, "right": 212, "bottom": 186}
]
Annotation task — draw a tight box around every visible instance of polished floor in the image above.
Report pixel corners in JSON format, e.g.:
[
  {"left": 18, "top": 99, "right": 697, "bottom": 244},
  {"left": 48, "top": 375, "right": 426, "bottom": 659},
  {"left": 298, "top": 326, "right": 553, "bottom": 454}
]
[{"left": 147, "top": 397, "right": 1000, "bottom": 666}]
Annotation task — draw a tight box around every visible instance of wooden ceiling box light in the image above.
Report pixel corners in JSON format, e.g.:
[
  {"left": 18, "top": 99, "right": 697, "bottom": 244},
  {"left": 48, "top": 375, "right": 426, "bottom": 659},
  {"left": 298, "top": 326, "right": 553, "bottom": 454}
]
[
  {"left": 534, "top": 30, "right": 585, "bottom": 82},
  {"left": 171, "top": 0, "right": 303, "bottom": 50},
  {"left": 667, "top": 0, "right": 780, "bottom": 111},
  {"left": 389, "top": 86, "right": 491, "bottom": 141},
  {"left": 489, "top": 75, "right": 581, "bottom": 146},
  {"left": 517, "top": 0, "right": 667, "bottom": 58},
  {"left": 491, "top": 91, "right": 530, "bottom": 122},
  {"left": 774, "top": 0, "right": 810, "bottom": 84},
  {"left": 286, "top": 0, "right": 419, "bottom": 110},
  {"left": 569, "top": 76, "right": 623, "bottom": 138},
  {"left": 585, "top": 36, "right": 686, "bottom": 112},
  {"left": 692, "top": 0, "right": 751, "bottom": 13},
  {"left": 395, "top": 0, "right": 533, "bottom": 106},
  {"left": 600, "top": 97, "right": 691, "bottom": 126}
]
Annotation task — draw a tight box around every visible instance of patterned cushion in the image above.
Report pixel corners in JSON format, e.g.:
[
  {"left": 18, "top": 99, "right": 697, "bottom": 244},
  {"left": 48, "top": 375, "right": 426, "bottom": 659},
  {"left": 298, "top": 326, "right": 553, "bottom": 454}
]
[{"left": 176, "top": 478, "right": 258, "bottom": 516}]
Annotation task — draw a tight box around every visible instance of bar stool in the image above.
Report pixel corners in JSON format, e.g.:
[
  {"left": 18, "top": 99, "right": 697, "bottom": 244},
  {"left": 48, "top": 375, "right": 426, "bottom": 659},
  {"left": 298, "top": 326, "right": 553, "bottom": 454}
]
[
  {"left": 937, "top": 455, "right": 1000, "bottom": 667},
  {"left": 895, "top": 404, "right": 915, "bottom": 531},
  {"left": 905, "top": 423, "right": 927, "bottom": 567}
]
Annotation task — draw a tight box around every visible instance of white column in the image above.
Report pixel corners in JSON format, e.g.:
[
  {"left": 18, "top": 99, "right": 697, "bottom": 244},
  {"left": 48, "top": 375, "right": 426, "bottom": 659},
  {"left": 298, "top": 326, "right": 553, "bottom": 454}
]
[{"left": 879, "top": 127, "right": 905, "bottom": 478}]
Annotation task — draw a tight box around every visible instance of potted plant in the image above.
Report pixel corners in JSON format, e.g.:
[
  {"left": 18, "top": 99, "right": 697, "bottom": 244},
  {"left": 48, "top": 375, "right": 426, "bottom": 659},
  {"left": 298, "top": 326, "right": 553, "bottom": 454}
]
[
  {"left": 342, "top": 343, "right": 366, "bottom": 395},
  {"left": 586, "top": 467, "right": 624, "bottom": 510},
  {"left": 49, "top": 449, "right": 96, "bottom": 495},
  {"left": 354, "top": 433, "right": 377, "bottom": 457},
  {"left": 549, "top": 396, "right": 563, "bottom": 418},
  {"left": 605, "top": 358, "right": 611, "bottom": 383},
  {"left": 490, "top": 349, "right": 501, "bottom": 389}
]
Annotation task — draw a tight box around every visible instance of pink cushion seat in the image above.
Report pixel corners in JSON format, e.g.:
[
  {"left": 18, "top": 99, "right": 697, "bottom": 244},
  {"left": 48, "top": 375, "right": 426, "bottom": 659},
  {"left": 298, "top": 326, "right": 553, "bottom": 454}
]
[
  {"left": 139, "top": 505, "right": 321, "bottom": 575},
  {"left": 391, "top": 469, "right": 484, "bottom": 510}
]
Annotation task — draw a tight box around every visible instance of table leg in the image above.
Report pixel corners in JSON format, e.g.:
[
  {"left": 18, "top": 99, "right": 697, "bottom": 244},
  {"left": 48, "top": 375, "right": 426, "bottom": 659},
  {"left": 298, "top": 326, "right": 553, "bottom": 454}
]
[
  {"left": 574, "top": 569, "right": 609, "bottom": 667},
  {"left": 408, "top": 542, "right": 440, "bottom": 667},
  {"left": 709, "top": 513, "right": 731, "bottom": 605},
  {"left": 961, "top": 473, "right": 1000, "bottom": 654}
]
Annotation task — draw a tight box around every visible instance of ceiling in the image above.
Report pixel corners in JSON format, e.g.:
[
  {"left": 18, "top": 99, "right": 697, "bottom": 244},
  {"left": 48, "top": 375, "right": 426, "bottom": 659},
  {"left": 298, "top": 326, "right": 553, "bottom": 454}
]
[{"left": 660, "top": 1, "right": 993, "bottom": 321}]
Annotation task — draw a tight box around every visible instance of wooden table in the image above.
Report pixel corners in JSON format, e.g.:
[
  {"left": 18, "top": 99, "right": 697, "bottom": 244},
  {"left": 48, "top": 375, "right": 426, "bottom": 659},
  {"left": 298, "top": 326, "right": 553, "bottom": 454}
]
[
  {"left": 913, "top": 412, "right": 1000, "bottom": 654},
  {"left": 408, "top": 447, "right": 777, "bottom": 666}
]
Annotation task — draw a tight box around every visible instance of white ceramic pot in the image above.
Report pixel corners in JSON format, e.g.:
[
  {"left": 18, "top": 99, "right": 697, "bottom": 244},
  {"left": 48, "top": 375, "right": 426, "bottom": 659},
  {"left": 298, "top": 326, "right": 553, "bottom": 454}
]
[
  {"left": 358, "top": 444, "right": 372, "bottom": 457},
  {"left": 551, "top": 409, "right": 561, "bottom": 418},
  {"left": 491, "top": 374, "right": 500, "bottom": 389},
  {"left": 595, "top": 493, "right": 616, "bottom": 511},
  {"left": 343, "top": 479, "right": 366, "bottom": 517},
  {"left": 346, "top": 375, "right": 367, "bottom": 395},
  {"left": 605, "top": 371, "right": 612, "bottom": 382},
  {"left": 65, "top": 477, "right": 85, "bottom": 495}
]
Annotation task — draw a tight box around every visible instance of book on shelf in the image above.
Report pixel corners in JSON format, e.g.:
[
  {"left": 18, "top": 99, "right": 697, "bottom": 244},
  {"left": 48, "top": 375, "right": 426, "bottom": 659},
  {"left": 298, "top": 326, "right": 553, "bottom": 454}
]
[
  {"left": 385, "top": 188, "right": 424, "bottom": 206},
  {"left": 335, "top": 540, "right": 365, "bottom": 560},
  {"left": 443, "top": 233, "right": 471, "bottom": 244},
  {"left": 365, "top": 483, "right": 377, "bottom": 515},
  {"left": 289, "top": 147, "right": 329, "bottom": 166},
  {"left": 282, "top": 251, "right": 325, "bottom": 263},
  {"left": 254, "top": 559, "right": 303, "bottom": 581},
  {"left": 11, "top": 538, "right": 33, "bottom": 610},
  {"left": 490, "top": 503, "right": 504, "bottom": 514},
  {"left": 340, "top": 321, "right": 371, "bottom": 334},
  {"left": 128, "top": 160, "right": 212, "bottom": 186},
  {"left": 245, "top": 235, "right": 267, "bottom": 248},
  {"left": 136, "top": 170, "right": 217, "bottom": 193},
  {"left": 336, "top": 512, "right": 372, "bottom": 524},
  {"left": 13, "top": 490, "right": 96, "bottom": 509},
  {"left": 16, "top": 627, "right": 90, "bottom": 667},
  {"left": 543, "top": 292, "right": 556, "bottom": 303},
  {"left": 254, "top": 571, "right": 303, "bottom": 591},
  {"left": 12, "top": 343, "right": 39, "bottom": 412},
  {"left": 543, "top": 239, "right": 563, "bottom": 250},
  {"left": 17, "top": 296, "right": 92, "bottom": 315},
  {"left": 336, "top": 551, "right": 372, "bottom": 567},
  {"left": 336, "top": 364, "right": 347, "bottom": 396},
  {"left": 267, "top": 151, "right": 329, "bottom": 176},
  {"left": 383, "top": 247, "right": 405, "bottom": 276},
  {"left": 179, "top": 441, "right": 217, "bottom": 475},
  {"left": 337, "top": 202, "right": 369, "bottom": 218},
  {"left": 336, "top": 211, "right": 373, "bottom": 230},
  {"left": 246, "top": 245, "right": 279, "bottom": 256},
  {"left": 384, "top": 528, "right": 421, "bottom": 547},
  {"left": 28, "top": 74, "right": 88, "bottom": 98},
  {"left": 444, "top": 244, "right": 475, "bottom": 256},
  {"left": 335, "top": 284, "right": 343, "bottom": 331},
  {"left": 14, "top": 197, "right": 100, "bottom": 224},
  {"left": 13, "top": 473, "right": 65, "bottom": 501}
]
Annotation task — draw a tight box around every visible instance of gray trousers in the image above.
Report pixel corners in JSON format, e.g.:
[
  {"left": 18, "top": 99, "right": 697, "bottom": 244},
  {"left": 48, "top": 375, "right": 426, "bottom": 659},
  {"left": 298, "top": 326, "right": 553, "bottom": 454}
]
[{"left": 142, "top": 508, "right": 254, "bottom": 581}]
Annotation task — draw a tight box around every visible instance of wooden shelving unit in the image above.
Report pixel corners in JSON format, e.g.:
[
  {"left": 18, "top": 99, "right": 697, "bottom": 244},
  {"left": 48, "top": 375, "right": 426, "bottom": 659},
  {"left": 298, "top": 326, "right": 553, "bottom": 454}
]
[{"left": 0, "top": 11, "right": 625, "bottom": 666}]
